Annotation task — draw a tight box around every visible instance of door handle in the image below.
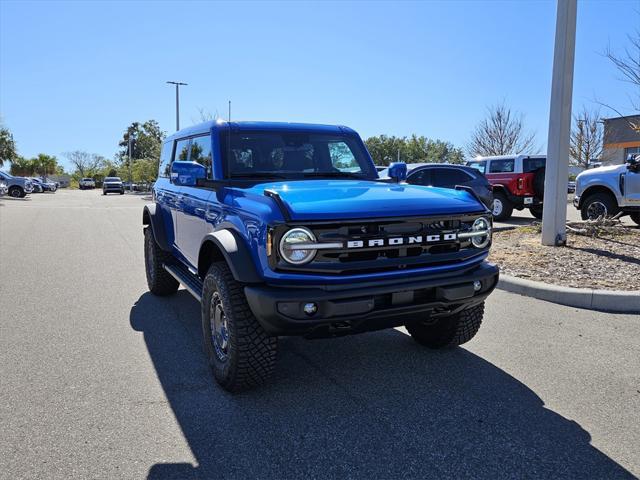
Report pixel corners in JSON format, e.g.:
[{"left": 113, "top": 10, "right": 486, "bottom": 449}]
[{"left": 195, "top": 207, "right": 206, "bottom": 216}]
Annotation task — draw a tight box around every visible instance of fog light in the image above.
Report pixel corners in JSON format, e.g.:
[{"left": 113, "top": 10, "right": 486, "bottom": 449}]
[
  {"left": 473, "top": 280, "right": 482, "bottom": 292},
  {"left": 303, "top": 303, "right": 318, "bottom": 316}
]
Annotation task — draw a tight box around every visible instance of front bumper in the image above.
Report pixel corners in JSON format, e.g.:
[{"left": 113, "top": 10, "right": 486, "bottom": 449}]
[
  {"left": 245, "top": 261, "right": 499, "bottom": 338},
  {"left": 104, "top": 185, "right": 124, "bottom": 191}
]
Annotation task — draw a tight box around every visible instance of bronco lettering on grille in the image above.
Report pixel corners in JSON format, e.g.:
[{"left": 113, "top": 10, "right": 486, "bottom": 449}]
[{"left": 346, "top": 233, "right": 458, "bottom": 249}]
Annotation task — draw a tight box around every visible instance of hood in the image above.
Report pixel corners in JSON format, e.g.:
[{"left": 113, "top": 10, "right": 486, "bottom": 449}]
[
  {"left": 577, "top": 164, "right": 626, "bottom": 179},
  {"left": 239, "top": 180, "right": 486, "bottom": 221}
]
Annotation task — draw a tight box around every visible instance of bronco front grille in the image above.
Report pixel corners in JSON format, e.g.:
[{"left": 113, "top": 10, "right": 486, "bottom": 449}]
[{"left": 271, "top": 214, "right": 489, "bottom": 275}]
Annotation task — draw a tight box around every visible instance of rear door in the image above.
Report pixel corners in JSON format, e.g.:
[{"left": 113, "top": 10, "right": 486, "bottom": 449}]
[
  {"left": 175, "top": 134, "right": 214, "bottom": 267},
  {"left": 486, "top": 158, "right": 517, "bottom": 194}
]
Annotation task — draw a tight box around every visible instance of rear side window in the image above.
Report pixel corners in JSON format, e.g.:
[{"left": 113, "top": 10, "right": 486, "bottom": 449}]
[
  {"left": 190, "top": 135, "right": 213, "bottom": 177},
  {"left": 489, "top": 159, "right": 515, "bottom": 173},
  {"left": 158, "top": 141, "right": 174, "bottom": 178},
  {"left": 175, "top": 139, "right": 190, "bottom": 161},
  {"left": 431, "top": 168, "right": 472, "bottom": 187},
  {"left": 523, "top": 157, "right": 546, "bottom": 173}
]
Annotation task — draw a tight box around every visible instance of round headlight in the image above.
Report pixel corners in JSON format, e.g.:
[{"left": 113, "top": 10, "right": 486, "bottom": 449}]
[
  {"left": 471, "top": 217, "right": 492, "bottom": 248},
  {"left": 279, "top": 227, "right": 317, "bottom": 265}
]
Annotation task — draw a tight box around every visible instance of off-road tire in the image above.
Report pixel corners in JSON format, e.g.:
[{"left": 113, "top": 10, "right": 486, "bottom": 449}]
[
  {"left": 630, "top": 212, "right": 640, "bottom": 226},
  {"left": 492, "top": 191, "right": 513, "bottom": 221},
  {"left": 144, "top": 227, "right": 179, "bottom": 296},
  {"left": 8, "top": 186, "right": 23, "bottom": 198},
  {"left": 201, "top": 262, "right": 277, "bottom": 392},
  {"left": 529, "top": 205, "right": 543, "bottom": 219},
  {"left": 406, "top": 302, "right": 484, "bottom": 349},
  {"left": 580, "top": 191, "right": 619, "bottom": 220}
]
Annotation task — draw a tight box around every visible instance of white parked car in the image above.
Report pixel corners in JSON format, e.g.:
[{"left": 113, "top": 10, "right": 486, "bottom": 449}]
[{"left": 79, "top": 178, "right": 96, "bottom": 190}]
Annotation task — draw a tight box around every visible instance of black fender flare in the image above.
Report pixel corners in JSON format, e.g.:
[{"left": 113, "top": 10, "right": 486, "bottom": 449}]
[
  {"left": 142, "top": 204, "right": 171, "bottom": 252},
  {"left": 199, "top": 229, "right": 262, "bottom": 284}
]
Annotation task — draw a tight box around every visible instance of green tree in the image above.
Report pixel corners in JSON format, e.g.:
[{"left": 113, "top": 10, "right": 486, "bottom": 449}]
[
  {"left": 9, "top": 156, "right": 36, "bottom": 176},
  {"left": 118, "top": 120, "right": 165, "bottom": 161},
  {"left": 0, "top": 123, "right": 17, "bottom": 167},
  {"left": 365, "top": 135, "right": 464, "bottom": 165},
  {"left": 34, "top": 153, "right": 59, "bottom": 178}
]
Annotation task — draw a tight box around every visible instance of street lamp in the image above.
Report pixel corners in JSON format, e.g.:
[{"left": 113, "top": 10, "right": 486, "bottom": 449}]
[
  {"left": 128, "top": 131, "right": 137, "bottom": 192},
  {"left": 166, "top": 81, "right": 188, "bottom": 131}
]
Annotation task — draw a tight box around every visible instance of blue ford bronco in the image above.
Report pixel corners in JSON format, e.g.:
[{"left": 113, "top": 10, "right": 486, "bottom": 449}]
[{"left": 143, "top": 121, "right": 499, "bottom": 391}]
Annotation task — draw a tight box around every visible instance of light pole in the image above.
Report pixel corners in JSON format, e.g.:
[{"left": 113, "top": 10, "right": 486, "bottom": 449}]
[
  {"left": 166, "top": 81, "right": 187, "bottom": 131},
  {"left": 128, "top": 131, "right": 137, "bottom": 193},
  {"left": 542, "top": 0, "right": 577, "bottom": 246}
]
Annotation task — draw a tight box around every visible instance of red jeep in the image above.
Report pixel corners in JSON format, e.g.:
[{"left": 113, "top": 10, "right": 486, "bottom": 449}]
[{"left": 466, "top": 155, "right": 546, "bottom": 221}]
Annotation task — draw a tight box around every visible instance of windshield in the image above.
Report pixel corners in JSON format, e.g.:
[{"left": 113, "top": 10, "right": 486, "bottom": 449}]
[
  {"left": 466, "top": 161, "right": 486, "bottom": 174},
  {"left": 82, "top": 178, "right": 93, "bottom": 181},
  {"left": 105, "top": 177, "right": 121, "bottom": 182},
  {"left": 220, "top": 131, "right": 376, "bottom": 180}
]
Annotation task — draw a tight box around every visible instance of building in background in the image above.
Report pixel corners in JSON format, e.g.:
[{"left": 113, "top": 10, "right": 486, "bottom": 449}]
[{"left": 602, "top": 114, "right": 640, "bottom": 164}]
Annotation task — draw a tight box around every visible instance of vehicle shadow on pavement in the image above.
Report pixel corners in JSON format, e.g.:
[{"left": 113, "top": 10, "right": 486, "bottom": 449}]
[{"left": 130, "top": 291, "right": 635, "bottom": 480}]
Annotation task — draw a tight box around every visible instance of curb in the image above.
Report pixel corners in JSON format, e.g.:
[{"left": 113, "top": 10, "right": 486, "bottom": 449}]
[{"left": 497, "top": 274, "right": 640, "bottom": 313}]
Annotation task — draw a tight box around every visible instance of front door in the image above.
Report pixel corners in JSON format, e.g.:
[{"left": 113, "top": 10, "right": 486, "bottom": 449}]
[{"left": 623, "top": 167, "right": 640, "bottom": 206}]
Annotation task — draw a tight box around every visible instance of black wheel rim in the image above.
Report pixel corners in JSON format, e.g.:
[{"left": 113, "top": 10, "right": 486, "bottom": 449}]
[
  {"left": 586, "top": 201, "right": 607, "bottom": 219},
  {"left": 210, "top": 291, "right": 229, "bottom": 361}
]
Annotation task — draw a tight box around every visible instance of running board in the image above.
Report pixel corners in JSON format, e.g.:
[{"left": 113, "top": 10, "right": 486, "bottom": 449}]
[{"left": 163, "top": 263, "right": 203, "bottom": 303}]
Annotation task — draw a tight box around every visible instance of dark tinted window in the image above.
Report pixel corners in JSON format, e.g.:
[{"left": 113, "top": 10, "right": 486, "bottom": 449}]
[
  {"left": 523, "top": 157, "right": 546, "bottom": 173},
  {"left": 431, "top": 168, "right": 472, "bottom": 187},
  {"left": 407, "top": 169, "right": 431, "bottom": 185},
  {"left": 489, "top": 159, "right": 515, "bottom": 173},
  {"left": 190, "top": 135, "right": 213, "bottom": 177},
  {"left": 158, "top": 141, "right": 174, "bottom": 178}
]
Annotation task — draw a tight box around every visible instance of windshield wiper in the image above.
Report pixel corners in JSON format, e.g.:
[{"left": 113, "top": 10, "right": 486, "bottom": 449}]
[
  {"left": 230, "top": 172, "right": 289, "bottom": 179},
  {"left": 302, "top": 171, "right": 367, "bottom": 179}
]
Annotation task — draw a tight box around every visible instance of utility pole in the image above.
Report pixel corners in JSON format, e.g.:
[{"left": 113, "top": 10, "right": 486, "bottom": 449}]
[
  {"left": 166, "top": 81, "right": 187, "bottom": 131},
  {"left": 128, "top": 131, "right": 137, "bottom": 193},
  {"left": 542, "top": 0, "right": 577, "bottom": 246}
]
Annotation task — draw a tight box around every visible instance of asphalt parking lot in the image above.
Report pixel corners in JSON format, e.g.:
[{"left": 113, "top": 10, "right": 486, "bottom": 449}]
[{"left": 1, "top": 189, "right": 639, "bottom": 480}]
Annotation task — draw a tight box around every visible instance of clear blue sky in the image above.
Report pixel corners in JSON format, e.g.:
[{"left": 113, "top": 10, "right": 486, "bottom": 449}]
[{"left": 1, "top": 0, "right": 637, "bottom": 171}]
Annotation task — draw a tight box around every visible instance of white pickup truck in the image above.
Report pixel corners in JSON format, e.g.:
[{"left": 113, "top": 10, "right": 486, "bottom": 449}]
[
  {"left": 573, "top": 154, "right": 640, "bottom": 224},
  {"left": 79, "top": 178, "right": 96, "bottom": 190}
]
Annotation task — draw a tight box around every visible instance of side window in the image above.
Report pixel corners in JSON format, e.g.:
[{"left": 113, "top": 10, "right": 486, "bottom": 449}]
[
  {"left": 328, "top": 142, "right": 361, "bottom": 172},
  {"left": 523, "top": 157, "right": 546, "bottom": 173},
  {"left": 431, "top": 168, "right": 472, "bottom": 187},
  {"left": 190, "top": 135, "right": 213, "bottom": 178},
  {"left": 489, "top": 159, "right": 515, "bottom": 173},
  {"left": 407, "top": 169, "right": 431, "bottom": 185},
  {"left": 158, "top": 141, "right": 174, "bottom": 178},
  {"left": 175, "top": 139, "right": 190, "bottom": 162}
]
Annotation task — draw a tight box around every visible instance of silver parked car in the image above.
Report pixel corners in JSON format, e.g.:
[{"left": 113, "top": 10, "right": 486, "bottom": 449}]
[{"left": 573, "top": 154, "right": 640, "bottom": 224}]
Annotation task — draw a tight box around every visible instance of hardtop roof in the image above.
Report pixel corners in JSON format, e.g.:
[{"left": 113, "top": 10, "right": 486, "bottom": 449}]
[{"left": 164, "top": 121, "right": 357, "bottom": 143}]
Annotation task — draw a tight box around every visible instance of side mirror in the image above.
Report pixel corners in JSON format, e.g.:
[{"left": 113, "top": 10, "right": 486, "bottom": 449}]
[
  {"left": 388, "top": 162, "right": 407, "bottom": 183},
  {"left": 171, "top": 161, "right": 207, "bottom": 186},
  {"left": 626, "top": 154, "right": 639, "bottom": 169}
]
